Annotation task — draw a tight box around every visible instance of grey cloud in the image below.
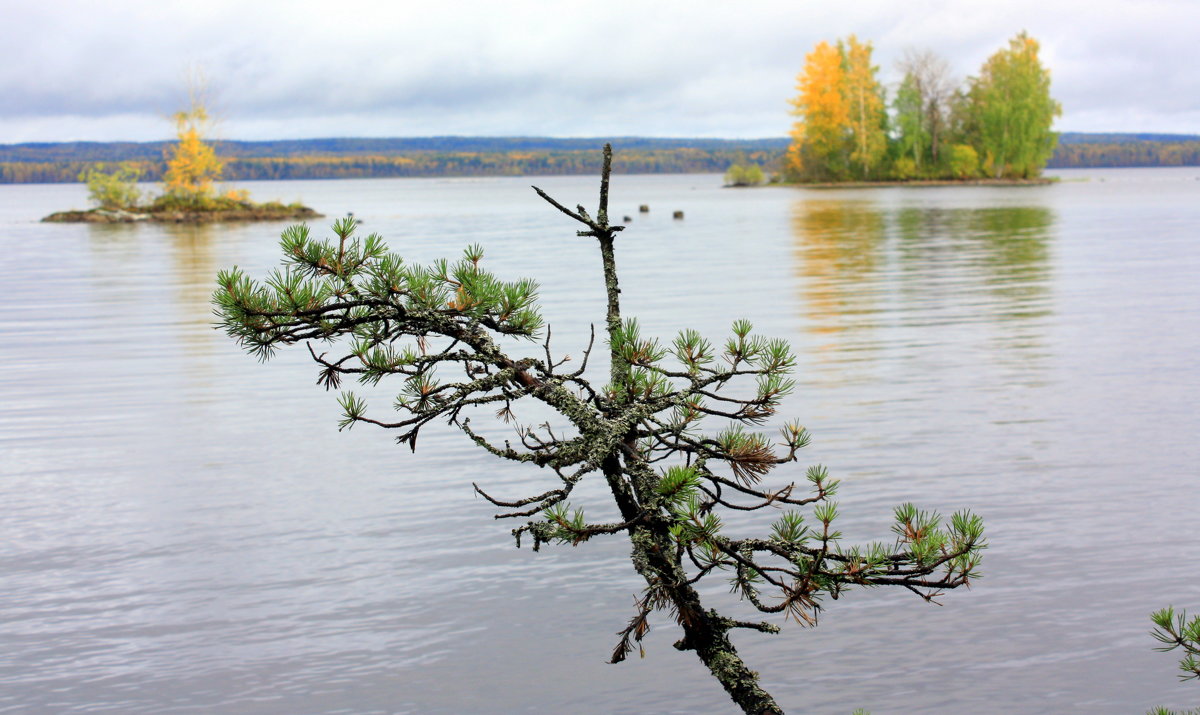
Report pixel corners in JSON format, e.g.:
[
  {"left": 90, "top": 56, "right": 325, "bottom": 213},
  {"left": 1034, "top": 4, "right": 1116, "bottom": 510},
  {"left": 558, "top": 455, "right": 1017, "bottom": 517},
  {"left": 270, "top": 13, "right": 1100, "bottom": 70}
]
[{"left": 2, "top": 0, "right": 1199, "bottom": 141}]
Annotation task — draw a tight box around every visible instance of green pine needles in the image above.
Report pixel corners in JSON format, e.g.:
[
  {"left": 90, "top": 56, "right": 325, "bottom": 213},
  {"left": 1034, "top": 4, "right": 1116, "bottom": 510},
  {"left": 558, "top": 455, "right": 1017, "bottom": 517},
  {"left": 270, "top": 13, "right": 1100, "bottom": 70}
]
[
  {"left": 213, "top": 144, "right": 986, "bottom": 714},
  {"left": 1149, "top": 606, "right": 1200, "bottom": 715},
  {"left": 1153, "top": 607, "right": 1200, "bottom": 683}
]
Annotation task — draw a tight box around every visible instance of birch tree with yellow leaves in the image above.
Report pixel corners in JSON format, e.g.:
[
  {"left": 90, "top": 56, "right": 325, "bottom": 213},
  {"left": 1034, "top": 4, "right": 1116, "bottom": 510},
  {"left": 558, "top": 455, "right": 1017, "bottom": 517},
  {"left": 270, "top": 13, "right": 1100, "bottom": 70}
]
[
  {"left": 787, "top": 36, "right": 886, "bottom": 181},
  {"left": 162, "top": 99, "right": 223, "bottom": 204},
  {"left": 787, "top": 40, "right": 849, "bottom": 180},
  {"left": 841, "top": 36, "right": 888, "bottom": 179}
]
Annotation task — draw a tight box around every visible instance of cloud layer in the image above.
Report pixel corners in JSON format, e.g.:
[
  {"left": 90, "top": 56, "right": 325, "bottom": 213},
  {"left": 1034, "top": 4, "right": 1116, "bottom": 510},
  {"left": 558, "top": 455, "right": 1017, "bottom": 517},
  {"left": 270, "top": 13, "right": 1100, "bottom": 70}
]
[{"left": 3, "top": 0, "right": 1198, "bottom": 142}]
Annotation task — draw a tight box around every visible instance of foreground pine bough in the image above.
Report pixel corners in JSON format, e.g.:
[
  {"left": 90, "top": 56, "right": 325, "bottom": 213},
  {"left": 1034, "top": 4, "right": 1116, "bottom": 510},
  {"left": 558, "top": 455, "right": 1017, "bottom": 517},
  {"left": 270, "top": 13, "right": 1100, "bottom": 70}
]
[
  {"left": 214, "top": 145, "right": 985, "bottom": 714},
  {"left": 1152, "top": 606, "right": 1200, "bottom": 684}
]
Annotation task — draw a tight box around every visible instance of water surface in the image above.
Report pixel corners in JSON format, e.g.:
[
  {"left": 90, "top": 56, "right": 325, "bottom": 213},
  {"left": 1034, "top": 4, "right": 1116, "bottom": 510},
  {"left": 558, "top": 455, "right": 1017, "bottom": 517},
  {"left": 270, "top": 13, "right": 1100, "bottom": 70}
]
[{"left": 1, "top": 168, "right": 1198, "bottom": 713}]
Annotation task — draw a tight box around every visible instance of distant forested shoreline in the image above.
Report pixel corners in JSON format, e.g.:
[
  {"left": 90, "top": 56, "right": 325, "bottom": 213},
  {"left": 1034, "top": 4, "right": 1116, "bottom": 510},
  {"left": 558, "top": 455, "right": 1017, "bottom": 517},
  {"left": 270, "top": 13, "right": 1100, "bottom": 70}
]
[{"left": 2, "top": 133, "right": 1196, "bottom": 184}]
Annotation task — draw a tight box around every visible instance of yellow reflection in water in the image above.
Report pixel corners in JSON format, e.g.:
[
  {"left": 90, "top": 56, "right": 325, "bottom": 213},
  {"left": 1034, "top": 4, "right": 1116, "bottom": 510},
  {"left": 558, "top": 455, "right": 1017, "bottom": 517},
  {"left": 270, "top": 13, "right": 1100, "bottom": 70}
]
[
  {"left": 161, "top": 222, "right": 219, "bottom": 330},
  {"left": 791, "top": 199, "right": 887, "bottom": 337},
  {"left": 791, "top": 196, "right": 1055, "bottom": 371},
  {"left": 161, "top": 223, "right": 222, "bottom": 400}
]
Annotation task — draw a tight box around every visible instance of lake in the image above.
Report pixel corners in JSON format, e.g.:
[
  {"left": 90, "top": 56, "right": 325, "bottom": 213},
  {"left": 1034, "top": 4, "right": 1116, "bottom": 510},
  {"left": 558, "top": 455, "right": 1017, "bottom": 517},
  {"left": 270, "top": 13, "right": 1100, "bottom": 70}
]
[{"left": 1, "top": 168, "right": 1197, "bottom": 714}]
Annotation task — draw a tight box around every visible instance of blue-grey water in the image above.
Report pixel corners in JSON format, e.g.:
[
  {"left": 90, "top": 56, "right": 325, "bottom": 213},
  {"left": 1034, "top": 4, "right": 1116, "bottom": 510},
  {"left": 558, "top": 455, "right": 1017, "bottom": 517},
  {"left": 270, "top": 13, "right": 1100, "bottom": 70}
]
[{"left": 1, "top": 168, "right": 1197, "bottom": 714}]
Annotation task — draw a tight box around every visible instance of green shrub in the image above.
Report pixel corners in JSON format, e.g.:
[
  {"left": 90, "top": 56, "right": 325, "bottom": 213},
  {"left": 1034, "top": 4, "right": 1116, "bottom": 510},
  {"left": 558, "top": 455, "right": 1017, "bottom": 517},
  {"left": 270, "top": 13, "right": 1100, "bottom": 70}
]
[
  {"left": 948, "top": 144, "right": 981, "bottom": 179},
  {"left": 724, "top": 163, "right": 765, "bottom": 187},
  {"left": 891, "top": 156, "right": 918, "bottom": 180},
  {"left": 79, "top": 162, "right": 143, "bottom": 210},
  {"left": 149, "top": 192, "right": 254, "bottom": 213}
]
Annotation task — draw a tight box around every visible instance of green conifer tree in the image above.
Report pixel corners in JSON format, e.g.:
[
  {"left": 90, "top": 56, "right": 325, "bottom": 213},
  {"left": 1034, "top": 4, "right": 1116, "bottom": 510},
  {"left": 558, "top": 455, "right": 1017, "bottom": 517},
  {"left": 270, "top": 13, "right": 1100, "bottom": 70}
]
[{"left": 214, "top": 145, "right": 986, "bottom": 713}]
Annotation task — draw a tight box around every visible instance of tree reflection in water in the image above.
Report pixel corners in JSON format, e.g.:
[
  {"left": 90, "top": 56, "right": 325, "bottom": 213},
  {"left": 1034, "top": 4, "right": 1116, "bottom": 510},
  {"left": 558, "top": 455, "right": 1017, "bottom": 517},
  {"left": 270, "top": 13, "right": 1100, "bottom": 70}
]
[{"left": 791, "top": 196, "right": 1054, "bottom": 378}]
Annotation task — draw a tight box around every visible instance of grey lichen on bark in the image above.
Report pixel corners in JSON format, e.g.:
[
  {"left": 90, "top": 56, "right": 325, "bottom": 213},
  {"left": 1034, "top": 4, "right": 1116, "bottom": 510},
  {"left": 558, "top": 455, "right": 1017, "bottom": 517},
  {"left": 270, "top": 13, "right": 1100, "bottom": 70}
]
[{"left": 214, "top": 144, "right": 986, "bottom": 714}]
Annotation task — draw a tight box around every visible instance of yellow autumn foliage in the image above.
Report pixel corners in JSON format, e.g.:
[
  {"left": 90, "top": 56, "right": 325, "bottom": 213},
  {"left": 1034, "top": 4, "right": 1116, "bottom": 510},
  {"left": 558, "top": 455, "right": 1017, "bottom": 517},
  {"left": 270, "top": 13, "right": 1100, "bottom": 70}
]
[
  {"left": 163, "top": 103, "right": 223, "bottom": 201},
  {"left": 788, "top": 36, "right": 888, "bottom": 181},
  {"left": 841, "top": 35, "right": 887, "bottom": 178},
  {"left": 788, "top": 41, "right": 847, "bottom": 179}
]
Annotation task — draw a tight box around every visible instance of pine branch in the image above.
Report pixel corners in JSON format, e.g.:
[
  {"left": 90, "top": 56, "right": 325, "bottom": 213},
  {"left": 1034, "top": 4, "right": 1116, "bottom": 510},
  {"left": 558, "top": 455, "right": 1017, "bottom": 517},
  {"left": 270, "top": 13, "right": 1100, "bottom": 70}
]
[{"left": 214, "top": 145, "right": 986, "bottom": 715}]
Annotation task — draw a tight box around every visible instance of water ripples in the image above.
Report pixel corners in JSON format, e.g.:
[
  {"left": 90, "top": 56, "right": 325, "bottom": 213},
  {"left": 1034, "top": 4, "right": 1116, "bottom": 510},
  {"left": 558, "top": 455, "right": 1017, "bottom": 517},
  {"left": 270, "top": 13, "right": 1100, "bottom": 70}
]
[{"left": 2, "top": 170, "right": 1198, "bottom": 712}]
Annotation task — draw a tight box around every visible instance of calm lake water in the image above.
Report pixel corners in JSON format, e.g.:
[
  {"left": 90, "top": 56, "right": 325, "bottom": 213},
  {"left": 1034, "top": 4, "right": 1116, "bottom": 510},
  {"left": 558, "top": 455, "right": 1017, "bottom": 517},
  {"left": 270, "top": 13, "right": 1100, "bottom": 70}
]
[{"left": 1, "top": 168, "right": 1198, "bottom": 714}]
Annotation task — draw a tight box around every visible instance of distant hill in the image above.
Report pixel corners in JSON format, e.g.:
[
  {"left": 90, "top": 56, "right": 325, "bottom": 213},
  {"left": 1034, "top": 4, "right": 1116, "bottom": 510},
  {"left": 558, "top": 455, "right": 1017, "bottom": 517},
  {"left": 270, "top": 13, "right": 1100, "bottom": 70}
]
[
  {"left": 0, "top": 137, "right": 789, "bottom": 184},
  {"left": 2, "top": 133, "right": 1198, "bottom": 183},
  {"left": 1048, "top": 132, "right": 1200, "bottom": 168},
  {"left": 1056, "top": 132, "right": 1200, "bottom": 144},
  {"left": 0, "top": 136, "right": 791, "bottom": 164}
]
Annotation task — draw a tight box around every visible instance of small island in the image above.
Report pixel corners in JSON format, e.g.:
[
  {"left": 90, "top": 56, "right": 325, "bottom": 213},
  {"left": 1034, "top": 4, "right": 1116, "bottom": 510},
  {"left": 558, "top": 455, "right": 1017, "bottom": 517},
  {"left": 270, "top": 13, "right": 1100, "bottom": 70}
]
[
  {"left": 42, "top": 98, "right": 320, "bottom": 224},
  {"left": 726, "top": 32, "right": 1061, "bottom": 189},
  {"left": 43, "top": 200, "right": 321, "bottom": 224}
]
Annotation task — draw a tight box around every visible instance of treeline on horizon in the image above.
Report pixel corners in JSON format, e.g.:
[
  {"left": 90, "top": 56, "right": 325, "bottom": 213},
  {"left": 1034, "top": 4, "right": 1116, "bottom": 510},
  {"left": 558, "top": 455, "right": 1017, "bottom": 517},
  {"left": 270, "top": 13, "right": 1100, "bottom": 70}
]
[{"left": 2, "top": 133, "right": 1198, "bottom": 184}]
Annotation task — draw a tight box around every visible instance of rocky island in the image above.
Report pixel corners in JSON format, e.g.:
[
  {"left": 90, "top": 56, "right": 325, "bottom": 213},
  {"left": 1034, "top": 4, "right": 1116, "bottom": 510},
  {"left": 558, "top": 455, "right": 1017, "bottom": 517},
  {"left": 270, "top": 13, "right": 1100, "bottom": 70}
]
[
  {"left": 43, "top": 199, "right": 321, "bottom": 224},
  {"left": 43, "top": 96, "right": 321, "bottom": 225}
]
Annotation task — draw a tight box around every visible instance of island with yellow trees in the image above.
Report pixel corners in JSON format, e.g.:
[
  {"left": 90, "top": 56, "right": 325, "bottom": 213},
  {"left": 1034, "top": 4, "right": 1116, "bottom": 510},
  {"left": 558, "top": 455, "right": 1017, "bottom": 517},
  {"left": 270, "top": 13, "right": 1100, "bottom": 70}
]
[
  {"left": 43, "top": 100, "right": 319, "bottom": 223},
  {"left": 785, "top": 32, "right": 1059, "bottom": 185},
  {"left": 722, "top": 31, "right": 1062, "bottom": 188}
]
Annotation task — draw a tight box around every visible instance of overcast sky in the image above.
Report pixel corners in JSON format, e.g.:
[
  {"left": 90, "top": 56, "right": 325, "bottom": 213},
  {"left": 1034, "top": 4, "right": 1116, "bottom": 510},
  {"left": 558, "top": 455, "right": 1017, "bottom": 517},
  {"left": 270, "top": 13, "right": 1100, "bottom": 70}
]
[{"left": 3, "top": 0, "right": 1197, "bottom": 143}]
